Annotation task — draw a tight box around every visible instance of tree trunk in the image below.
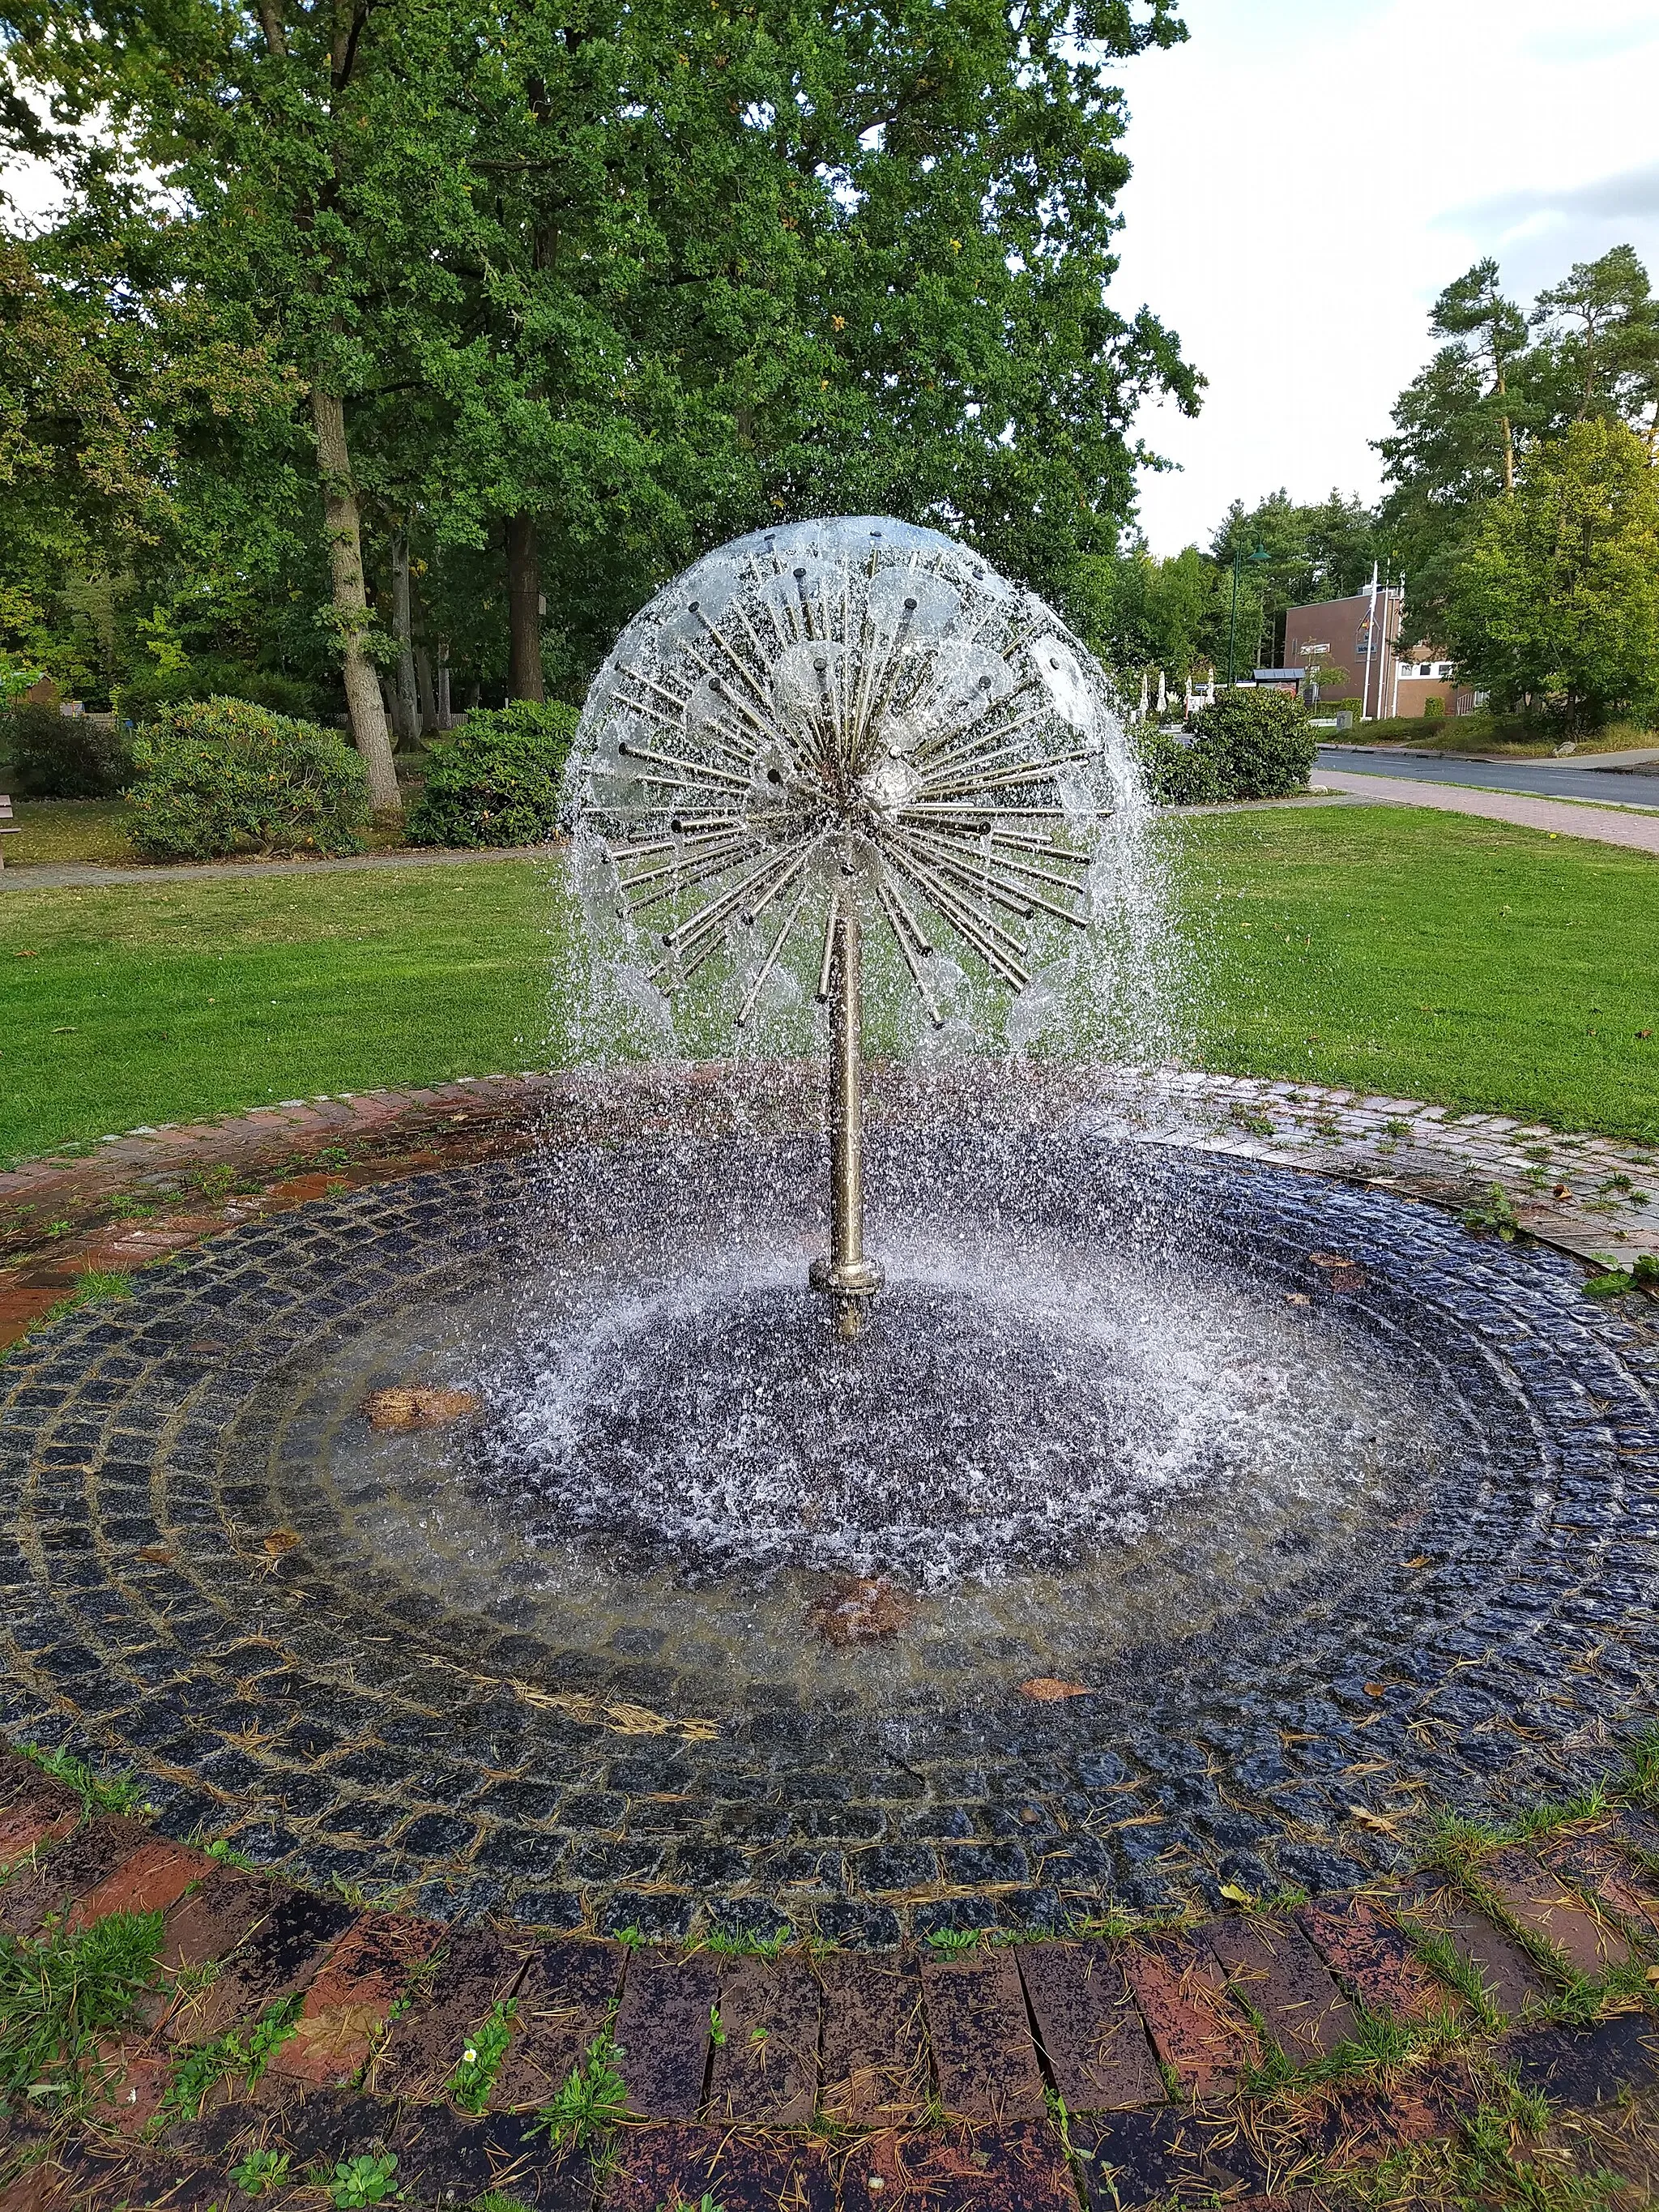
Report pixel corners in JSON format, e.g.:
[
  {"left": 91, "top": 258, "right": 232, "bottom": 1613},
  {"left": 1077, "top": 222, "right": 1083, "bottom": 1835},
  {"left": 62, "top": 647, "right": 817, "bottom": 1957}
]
[
  {"left": 310, "top": 385, "right": 401, "bottom": 811},
  {"left": 505, "top": 512, "right": 547, "bottom": 702},
  {"left": 390, "top": 526, "right": 420, "bottom": 745},
  {"left": 415, "top": 645, "right": 437, "bottom": 733},
  {"left": 436, "top": 641, "right": 453, "bottom": 728}
]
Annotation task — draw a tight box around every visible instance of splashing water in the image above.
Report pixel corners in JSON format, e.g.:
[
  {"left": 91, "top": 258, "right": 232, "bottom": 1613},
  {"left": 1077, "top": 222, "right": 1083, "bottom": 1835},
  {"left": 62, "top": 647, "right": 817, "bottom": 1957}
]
[{"left": 560, "top": 515, "right": 1176, "bottom": 1070}]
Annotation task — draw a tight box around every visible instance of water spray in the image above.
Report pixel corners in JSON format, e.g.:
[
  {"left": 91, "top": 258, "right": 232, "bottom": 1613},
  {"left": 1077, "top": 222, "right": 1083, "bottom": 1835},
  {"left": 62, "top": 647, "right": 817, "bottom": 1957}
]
[{"left": 567, "top": 515, "right": 1122, "bottom": 1331}]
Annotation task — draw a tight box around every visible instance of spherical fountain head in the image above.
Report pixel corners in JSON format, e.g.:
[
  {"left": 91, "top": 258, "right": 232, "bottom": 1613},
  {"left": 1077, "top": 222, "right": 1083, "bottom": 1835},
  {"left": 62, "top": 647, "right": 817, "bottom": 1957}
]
[{"left": 562, "top": 515, "right": 1142, "bottom": 1036}]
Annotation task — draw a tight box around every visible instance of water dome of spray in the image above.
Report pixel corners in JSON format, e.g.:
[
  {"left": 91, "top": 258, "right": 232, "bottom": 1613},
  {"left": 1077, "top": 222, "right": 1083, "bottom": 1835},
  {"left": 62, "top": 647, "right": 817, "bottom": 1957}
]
[{"left": 565, "top": 515, "right": 1134, "bottom": 1330}]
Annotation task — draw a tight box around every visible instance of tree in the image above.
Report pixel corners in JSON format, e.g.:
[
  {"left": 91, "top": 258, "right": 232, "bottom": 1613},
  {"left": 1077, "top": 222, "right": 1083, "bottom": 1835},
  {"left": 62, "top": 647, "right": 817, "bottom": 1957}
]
[
  {"left": 2, "top": 0, "right": 1200, "bottom": 739},
  {"left": 1531, "top": 245, "right": 1659, "bottom": 431},
  {"left": 1440, "top": 417, "right": 1659, "bottom": 732}
]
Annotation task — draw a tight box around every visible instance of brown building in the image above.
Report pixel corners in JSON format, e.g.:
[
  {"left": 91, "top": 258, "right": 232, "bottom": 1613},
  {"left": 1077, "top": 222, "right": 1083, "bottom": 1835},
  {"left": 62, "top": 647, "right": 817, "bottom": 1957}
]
[{"left": 1282, "top": 589, "right": 1463, "bottom": 720}]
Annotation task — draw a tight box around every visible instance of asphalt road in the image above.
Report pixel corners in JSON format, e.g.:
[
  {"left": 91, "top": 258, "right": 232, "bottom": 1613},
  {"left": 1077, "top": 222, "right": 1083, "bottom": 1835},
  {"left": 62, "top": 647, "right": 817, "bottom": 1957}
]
[{"left": 1317, "top": 747, "right": 1659, "bottom": 810}]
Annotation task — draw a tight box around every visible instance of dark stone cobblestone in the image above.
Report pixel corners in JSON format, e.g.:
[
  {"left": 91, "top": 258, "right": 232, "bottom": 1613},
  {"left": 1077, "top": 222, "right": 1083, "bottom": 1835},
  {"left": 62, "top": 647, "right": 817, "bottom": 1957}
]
[{"left": 2, "top": 1137, "right": 1657, "bottom": 1941}]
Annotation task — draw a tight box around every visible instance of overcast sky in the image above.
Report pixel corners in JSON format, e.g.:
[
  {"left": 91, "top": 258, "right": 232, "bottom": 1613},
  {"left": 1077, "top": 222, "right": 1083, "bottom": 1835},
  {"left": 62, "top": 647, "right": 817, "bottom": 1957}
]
[{"left": 1112, "top": 0, "right": 1659, "bottom": 553}]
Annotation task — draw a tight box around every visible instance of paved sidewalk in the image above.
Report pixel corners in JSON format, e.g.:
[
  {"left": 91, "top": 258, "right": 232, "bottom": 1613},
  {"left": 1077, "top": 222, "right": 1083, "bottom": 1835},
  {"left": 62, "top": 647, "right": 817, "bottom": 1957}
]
[{"left": 1321, "top": 764, "right": 1659, "bottom": 852}]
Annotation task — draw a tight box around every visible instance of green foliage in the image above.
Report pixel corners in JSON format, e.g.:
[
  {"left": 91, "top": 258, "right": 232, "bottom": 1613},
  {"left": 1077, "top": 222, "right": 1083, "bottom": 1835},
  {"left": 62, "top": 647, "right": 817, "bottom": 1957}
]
[
  {"left": 405, "top": 702, "right": 578, "bottom": 850},
  {"left": 1461, "top": 1182, "right": 1522, "bottom": 1241},
  {"left": 1192, "top": 690, "right": 1317, "bottom": 797},
  {"left": 327, "top": 2153, "right": 400, "bottom": 2206},
  {"left": 0, "top": 1909, "right": 165, "bottom": 2107},
  {"left": 18, "top": 1740, "right": 146, "bottom": 1817},
  {"left": 446, "top": 1999, "right": 516, "bottom": 2115},
  {"left": 230, "top": 2149, "right": 292, "bottom": 2197},
  {"left": 126, "top": 696, "right": 371, "bottom": 860},
  {"left": 1441, "top": 417, "right": 1659, "bottom": 732},
  {"left": 1140, "top": 689, "right": 1315, "bottom": 806},
  {"left": 923, "top": 1926, "right": 983, "bottom": 1954},
  {"left": 160, "top": 1993, "right": 301, "bottom": 2120},
  {"left": 3, "top": 702, "right": 132, "bottom": 798},
  {"left": 532, "top": 2032, "right": 629, "bottom": 2156},
  {"left": 1584, "top": 1253, "right": 1659, "bottom": 1300}
]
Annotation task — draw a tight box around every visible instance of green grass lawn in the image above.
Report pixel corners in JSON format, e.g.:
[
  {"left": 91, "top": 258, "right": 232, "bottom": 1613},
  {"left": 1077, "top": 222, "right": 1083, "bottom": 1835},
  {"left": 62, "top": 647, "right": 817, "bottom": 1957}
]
[{"left": 2, "top": 805, "right": 1656, "bottom": 1167}]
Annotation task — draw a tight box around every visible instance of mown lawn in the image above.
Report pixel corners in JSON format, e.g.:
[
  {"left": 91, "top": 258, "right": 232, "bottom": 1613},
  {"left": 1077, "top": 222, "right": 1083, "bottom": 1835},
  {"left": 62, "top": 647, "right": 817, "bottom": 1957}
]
[{"left": 2, "top": 805, "right": 1656, "bottom": 1166}]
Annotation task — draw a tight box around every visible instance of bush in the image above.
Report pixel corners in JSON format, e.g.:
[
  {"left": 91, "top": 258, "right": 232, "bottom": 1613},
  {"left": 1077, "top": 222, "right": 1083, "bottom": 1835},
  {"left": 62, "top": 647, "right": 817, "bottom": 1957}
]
[
  {"left": 3, "top": 703, "right": 134, "bottom": 798},
  {"left": 404, "top": 699, "right": 578, "bottom": 848},
  {"left": 1134, "top": 723, "right": 1225, "bottom": 806},
  {"left": 1139, "top": 688, "right": 1316, "bottom": 806},
  {"left": 125, "top": 697, "right": 370, "bottom": 860}
]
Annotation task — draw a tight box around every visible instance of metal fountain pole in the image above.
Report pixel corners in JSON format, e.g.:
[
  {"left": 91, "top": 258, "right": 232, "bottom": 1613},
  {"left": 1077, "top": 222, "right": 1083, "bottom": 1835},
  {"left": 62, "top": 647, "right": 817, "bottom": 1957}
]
[{"left": 811, "top": 875, "right": 884, "bottom": 1338}]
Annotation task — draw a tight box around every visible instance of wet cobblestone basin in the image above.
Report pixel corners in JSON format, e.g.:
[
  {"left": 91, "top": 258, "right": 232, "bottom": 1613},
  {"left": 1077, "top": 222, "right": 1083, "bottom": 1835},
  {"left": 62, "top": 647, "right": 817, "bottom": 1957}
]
[{"left": 2, "top": 1134, "right": 1656, "bottom": 1944}]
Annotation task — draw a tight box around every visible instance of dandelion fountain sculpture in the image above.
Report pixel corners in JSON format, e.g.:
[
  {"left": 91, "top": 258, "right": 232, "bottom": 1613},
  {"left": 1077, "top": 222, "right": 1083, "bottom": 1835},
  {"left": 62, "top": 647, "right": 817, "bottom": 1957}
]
[{"left": 565, "top": 515, "right": 1126, "bottom": 1331}]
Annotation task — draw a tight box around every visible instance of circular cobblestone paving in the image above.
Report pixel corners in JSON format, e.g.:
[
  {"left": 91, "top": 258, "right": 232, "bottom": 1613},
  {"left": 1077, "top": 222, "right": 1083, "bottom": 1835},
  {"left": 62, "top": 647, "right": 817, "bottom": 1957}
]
[{"left": 2, "top": 1129, "right": 1656, "bottom": 1944}]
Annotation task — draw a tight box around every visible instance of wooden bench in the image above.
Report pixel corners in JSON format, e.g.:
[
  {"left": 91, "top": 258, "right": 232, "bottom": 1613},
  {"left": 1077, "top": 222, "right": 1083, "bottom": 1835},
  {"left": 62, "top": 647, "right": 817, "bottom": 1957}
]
[{"left": 0, "top": 793, "right": 17, "bottom": 869}]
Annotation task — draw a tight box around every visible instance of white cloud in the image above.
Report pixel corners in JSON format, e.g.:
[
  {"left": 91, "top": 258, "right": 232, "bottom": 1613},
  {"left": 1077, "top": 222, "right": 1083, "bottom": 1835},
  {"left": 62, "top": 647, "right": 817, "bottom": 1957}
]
[{"left": 1111, "top": 0, "right": 1659, "bottom": 553}]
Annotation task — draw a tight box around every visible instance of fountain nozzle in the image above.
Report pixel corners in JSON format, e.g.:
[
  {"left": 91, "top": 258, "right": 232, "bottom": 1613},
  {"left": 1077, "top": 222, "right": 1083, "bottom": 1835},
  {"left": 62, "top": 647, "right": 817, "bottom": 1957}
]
[{"left": 811, "top": 892, "right": 884, "bottom": 1328}]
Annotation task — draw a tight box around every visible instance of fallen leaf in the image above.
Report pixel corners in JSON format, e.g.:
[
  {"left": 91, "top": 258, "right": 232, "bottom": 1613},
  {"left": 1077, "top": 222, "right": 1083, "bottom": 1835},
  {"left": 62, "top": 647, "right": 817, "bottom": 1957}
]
[
  {"left": 291, "top": 2002, "right": 385, "bottom": 2058},
  {"left": 1218, "top": 1881, "right": 1253, "bottom": 1906},
  {"left": 1284, "top": 1292, "right": 1311, "bottom": 1306},
  {"left": 1404, "top": 1555, "right": 1432, "bottom": 1569},
  {"left": 365, "top": 1386, "right": 481, "bottom": 1431},
  {"left": 1347, "top": 1805, "right": 1399, "bottom": 1833},
  {"left": 262, "top": 1527, "right": 300, "bottom": 1557},
  {"left": 14, "top": 950, "right": 37, "bottom": 959},
  {"left": 811, "top": 1577, "right": 915, "bottom": 1647},
  {"left": 1363, "top": 1682, "right": 1388, "bottom": 1697},
  {"left": 1019, "top": 1677, "right": 1091, "bottom": 1702},
  {"left": 1308, "top": 1252, "right": 1351, "bottom": 1268},
  {"left": 136, "top": 1544, "right": 173, "bottom": 1565}
]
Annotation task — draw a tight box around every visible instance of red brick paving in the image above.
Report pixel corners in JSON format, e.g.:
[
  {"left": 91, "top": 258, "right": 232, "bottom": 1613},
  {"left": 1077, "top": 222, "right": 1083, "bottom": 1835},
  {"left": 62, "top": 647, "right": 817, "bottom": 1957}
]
[
  {"left": 1120, "top": 1937, "right": 1256, "bottom": 2103},
  {"left": 1017, "top": 1941, "right": 1166, "bottom": 2112},
  {"left": 1479, "top": 1845, "right": 1633, "bottom": 1978},
  {"left": 1294, "top": 1893, "right": 1461, "bottom": 2023},
  {"left": 265, "top": 1911, "right": 442, "bottom": 2087},
  {"left": 919, "top": 1950, "right": 1049, "bottom": 2122},
  {"left": 65, "top": 1839, "right": 214, "bottom": 1932},
  {"left": 1205, "top": 1915, "right": 1361, "bottom": 2060}
]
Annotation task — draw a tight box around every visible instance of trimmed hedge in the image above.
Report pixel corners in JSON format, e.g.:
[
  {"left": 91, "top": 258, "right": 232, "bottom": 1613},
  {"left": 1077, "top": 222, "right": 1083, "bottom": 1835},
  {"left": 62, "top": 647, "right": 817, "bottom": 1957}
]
[
  {"left": 404, "top": 700, "right": 578, "bottom": 848},
  {"left": 1137, "top": 688, "right": 1316, "bottom": 806},
  {"left": 3, "top": 703, "right": 133, "bottom": 799},
  {"left": 125, "top": 698, "right": 370, "bottom": 860}
]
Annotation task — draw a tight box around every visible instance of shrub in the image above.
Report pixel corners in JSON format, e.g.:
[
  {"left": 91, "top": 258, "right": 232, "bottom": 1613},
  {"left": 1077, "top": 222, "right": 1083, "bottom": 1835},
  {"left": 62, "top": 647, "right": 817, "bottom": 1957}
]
[
  {"left": 125, "top": 697, "right": 370, "bottom": 860},
  {"left": 405, "top": 699, "right": 578, "bottom": 848},
  {"left": 1134, "top": 723, "right": 1226, "bottom": 807},
  {"left": 1189, "top": 689, "right": 1317, "bottom": 803},
  {"left": 3, "top": 702, "right": 134, "bottom": 798}
]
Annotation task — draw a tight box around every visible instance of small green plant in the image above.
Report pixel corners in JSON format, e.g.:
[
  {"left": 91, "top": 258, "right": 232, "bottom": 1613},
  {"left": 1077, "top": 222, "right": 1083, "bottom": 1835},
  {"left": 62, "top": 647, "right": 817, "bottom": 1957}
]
[
  {"left": 923, "top": 1926, "right": 982, "bottom": 1954},
  {"left": 0, "top": 1910, "right": 164, "bottom": 2107},
  {"left": 446, "top": 2000, "right": 516, "bottom": 2115},
  {"left": 160, "top": 1993, "right": 301, "bottom": 2120},
  {"left": 105, "top": 1195, "right": 157, "bottom": 1221},
  {"left": 612, "top": 1924, "right": 646, "bottom": 1950},
  {"left": 230, "top": 2149, "right": 292, "bottom": 2197},
  {"left": 1584, "top": 1252, "right": 1659, "bottom": 1298},
  {"left": 532, "top": 2032, "right": 629, "bottom": 2155},
  {"left": 707, "top": 2003, "right": 726, "bottom": 2048},
  {"left": 327, "top": 2151, "right": 400, "bottom": 2206},
  {"left": 19, "top": 1741, "right": 147, "bottom": 1818},
  {"left": 1230, "top": 1107, "right": 1275, "bottom": 1138},
  {"left": 1461, "top": 1181, "right": 1521, "bottom": 1241},
  {"left": 199, "top": 1834, "right": 259, "bottom": 1871},
  {"left": 1384, "top": 1117, "right": 1412, "bottom": 1138},
  {"left": 41, "top": 1270, "right": 133, "bottom": 1326},
  {"left": 702, "top": 1926, "right": 791, "bottom": 1960}
]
